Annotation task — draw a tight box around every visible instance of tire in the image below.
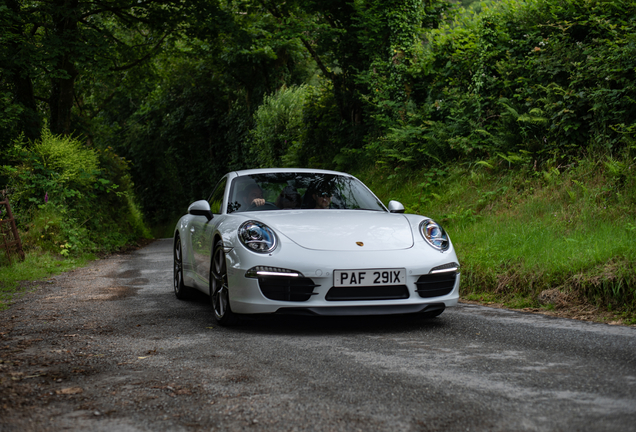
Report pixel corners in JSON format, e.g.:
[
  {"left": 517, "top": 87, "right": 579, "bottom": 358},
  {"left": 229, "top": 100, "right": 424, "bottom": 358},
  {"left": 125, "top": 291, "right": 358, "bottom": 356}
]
[
  {"left": 210, "top": 240, "right": 239, "bottom": 325},
  {"left": 173, "top": 235, "right": 192, "bottom": 300}
]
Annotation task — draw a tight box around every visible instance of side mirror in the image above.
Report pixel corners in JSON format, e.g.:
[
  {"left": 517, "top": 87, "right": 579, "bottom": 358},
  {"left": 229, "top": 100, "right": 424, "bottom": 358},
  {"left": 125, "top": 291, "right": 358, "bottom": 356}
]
[
  {"left": 388, "top": 200, "right": 405, "bottom": 214},
  {"left": 188, "top": 200, "right": 213, "bottom": 221}
]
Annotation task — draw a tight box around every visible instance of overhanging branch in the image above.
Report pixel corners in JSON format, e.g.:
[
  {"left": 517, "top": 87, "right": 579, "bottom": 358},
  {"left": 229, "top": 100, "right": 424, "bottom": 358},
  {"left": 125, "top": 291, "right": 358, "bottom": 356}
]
[
  {"left": 109, "top": 30, "right": 171, "bottom": 72},
  {"left": 256, "top": 0, "right": 335, "bottom": 81}
]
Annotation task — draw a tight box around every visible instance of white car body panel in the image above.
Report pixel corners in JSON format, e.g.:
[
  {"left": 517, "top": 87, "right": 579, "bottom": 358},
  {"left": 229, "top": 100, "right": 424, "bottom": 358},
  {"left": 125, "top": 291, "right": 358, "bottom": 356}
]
[
  {"left": 242, "top": 210, "right": 414, "bottom": 251},
  {"left": 174, "top": 168, "right": 460, "bottom": 317}
]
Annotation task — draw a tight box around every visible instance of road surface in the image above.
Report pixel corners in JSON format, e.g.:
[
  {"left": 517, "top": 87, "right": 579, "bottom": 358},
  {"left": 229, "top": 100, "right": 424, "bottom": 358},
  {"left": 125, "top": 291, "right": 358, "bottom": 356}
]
[{"left": 1, "top": 239, "right": 635, "bottom": 431}]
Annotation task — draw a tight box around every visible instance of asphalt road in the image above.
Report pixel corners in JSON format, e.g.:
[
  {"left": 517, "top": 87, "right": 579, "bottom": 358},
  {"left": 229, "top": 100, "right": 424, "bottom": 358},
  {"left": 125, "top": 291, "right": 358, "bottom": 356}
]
[{"left": 1, "top": 238, "right": 635, "bottom": 431}]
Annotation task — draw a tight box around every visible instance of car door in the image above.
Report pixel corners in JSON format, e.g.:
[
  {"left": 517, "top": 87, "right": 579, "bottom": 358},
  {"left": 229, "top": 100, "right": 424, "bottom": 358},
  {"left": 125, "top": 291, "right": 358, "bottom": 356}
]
[{"left": 190, "top": 177, "right": 227, "bottom": 289}]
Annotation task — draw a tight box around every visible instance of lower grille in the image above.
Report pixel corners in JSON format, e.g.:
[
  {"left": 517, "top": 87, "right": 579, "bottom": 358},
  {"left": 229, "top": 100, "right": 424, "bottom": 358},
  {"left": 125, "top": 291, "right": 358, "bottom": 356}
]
[
  {"left": 326, "top": 285, "right": 409, "bottom": 301},
  {"left": 258, "top": 277, "right": 319, "bottom": 302},
  {"left": 415, "top": 272, "right": 456, "bottom": 298}
]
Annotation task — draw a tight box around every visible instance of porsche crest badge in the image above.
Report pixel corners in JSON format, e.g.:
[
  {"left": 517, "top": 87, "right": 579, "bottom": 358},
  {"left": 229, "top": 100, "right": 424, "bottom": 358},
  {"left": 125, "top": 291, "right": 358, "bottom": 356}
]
[{"left": 356, "top": 242, "right": 364, "bottom": 247}]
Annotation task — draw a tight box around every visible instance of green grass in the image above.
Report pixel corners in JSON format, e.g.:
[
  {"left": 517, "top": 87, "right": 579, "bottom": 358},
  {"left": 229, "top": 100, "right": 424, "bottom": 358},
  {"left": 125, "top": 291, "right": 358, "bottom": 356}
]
[
  {"left": 0, "top": 252, "right": 92, "bottom": 310},
  {"left": 357, "top": 151, "right": 636, "bottom": 315}
]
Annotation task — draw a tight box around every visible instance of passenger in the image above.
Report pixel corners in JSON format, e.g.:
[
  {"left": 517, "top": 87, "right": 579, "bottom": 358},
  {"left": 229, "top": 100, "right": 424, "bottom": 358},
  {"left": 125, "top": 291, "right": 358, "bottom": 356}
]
[
  {"left": 313, "top": 190, "right": 332, "bottom": 209},
  {"left": 302, "top": 177, "right": 336, "bottom": 209},
  {"left": 303, "top": 188, "right": 332, "bottom": 209}
]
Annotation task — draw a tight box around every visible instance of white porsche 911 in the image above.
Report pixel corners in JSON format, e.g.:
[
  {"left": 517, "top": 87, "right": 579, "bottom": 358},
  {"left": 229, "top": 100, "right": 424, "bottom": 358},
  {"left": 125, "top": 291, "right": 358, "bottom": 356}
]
[{"left": 173, "top": 168, "right": 460, "bottom": 325}]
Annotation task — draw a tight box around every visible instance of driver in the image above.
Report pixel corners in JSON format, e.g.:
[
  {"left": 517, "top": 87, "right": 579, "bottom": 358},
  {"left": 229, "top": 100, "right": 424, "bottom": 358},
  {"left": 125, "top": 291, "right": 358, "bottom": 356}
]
[{"left": 242, "top": 184, "right": 265, "bottom": 209}]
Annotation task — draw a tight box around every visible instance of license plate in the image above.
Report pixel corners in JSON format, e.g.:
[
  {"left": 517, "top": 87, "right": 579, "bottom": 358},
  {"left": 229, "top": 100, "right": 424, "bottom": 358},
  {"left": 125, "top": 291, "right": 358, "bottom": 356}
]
[{"left": 334, "top": 269, "right": 406, "bottom": 287}]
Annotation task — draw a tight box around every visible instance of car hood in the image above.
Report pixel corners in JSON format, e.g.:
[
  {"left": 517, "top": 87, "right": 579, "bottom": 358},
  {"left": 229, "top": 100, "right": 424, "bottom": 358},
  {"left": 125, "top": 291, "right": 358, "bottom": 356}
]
[{"left": 252, "top": 210, "right": 414, "bottom": 251}]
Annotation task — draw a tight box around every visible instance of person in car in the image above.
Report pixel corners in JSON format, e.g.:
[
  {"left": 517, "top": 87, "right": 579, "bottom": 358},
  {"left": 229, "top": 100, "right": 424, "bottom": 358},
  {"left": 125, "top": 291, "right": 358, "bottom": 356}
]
[
  {"left": 241, "top": 184, "right": 265, "bottom": 209},
  {"left": 313, "top": 190, "right": 332, "bottom": 209}
]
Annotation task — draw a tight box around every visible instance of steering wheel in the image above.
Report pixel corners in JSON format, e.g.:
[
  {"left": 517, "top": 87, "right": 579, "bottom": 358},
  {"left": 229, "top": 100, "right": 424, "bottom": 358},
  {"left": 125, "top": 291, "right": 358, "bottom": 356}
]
[{"left": 247, "top": 201, "right": 279, "bottom": 211}]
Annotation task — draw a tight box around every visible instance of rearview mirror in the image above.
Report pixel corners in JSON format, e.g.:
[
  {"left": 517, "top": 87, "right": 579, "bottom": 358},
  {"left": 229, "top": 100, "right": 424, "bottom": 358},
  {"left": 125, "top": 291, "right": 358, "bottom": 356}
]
[
  {"left": 188, "top": 200, "right": 213, "bottom": 221},
  {"left": 388, "top": 200, "right": 405, "bottom": 213}
]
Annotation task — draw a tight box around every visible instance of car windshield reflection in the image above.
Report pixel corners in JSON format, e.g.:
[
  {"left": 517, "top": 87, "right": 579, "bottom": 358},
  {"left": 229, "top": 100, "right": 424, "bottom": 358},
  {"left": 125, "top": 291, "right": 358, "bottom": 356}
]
[{"left": 227, "top": 173, "right": 386, "bottom": 213}]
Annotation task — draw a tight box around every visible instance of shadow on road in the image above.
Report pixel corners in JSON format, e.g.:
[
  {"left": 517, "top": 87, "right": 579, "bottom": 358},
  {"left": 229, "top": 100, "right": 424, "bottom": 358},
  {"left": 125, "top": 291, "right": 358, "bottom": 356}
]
[{"left": 177, "top": 289, "right": 448, "bottom": 336}]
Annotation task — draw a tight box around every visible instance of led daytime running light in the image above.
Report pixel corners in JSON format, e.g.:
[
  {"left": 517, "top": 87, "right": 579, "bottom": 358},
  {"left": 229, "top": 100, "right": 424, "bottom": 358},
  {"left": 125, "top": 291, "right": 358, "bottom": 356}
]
[
  {"left": 430, "top": 262, "right": 459, "bottom": 274},
  {"left": 245, "top": 266, "right": 304, "bottom": 278}
]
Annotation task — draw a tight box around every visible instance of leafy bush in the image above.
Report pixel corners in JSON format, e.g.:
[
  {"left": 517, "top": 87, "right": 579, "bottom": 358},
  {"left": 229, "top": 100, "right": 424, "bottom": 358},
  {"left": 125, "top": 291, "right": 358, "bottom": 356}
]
[
  {"left": 298, "top": 83, "right": 371, "bottom": 170},
  {"left": 369, "top": 0, "right": 636, "bottom": 168},
  {"left": 248, "top": 85, "right": 309, "bottom": 167},
  {"left": 32, "top": 129, "right": 100, "bottom": 185},
  {"left": 1, "top": 129, "right": 149, "bottom": 256}
]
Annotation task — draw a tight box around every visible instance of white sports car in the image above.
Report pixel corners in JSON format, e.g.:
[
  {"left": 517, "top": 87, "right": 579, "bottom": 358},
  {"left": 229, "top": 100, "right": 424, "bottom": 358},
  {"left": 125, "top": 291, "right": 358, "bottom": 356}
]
[{"left": 173, "top": 168, "right": 460, "bottom": 325}]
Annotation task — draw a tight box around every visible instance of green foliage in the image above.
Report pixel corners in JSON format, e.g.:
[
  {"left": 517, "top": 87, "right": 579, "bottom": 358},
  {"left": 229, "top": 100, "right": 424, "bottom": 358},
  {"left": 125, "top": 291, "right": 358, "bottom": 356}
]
[
  {"left": 0, "top": 0, "right": 217, "bottom": 139},
  {"left": 249, "top": 85, "right": 310, "bottom": 167},
  {"left": 296, "top": 83, "right": 368, "bottom": 169},
  {"left": 3, "top": 0, "right": 636, "bottom": 265},
  {"left": 0, "top": 91, "right": 25, "bottom": 152},
  {"left": 31, "top": 129, "right": 99, "bottom": 185},
  {"left": 109, "top": 46, "right": 303, "bottom": 223},
  {"left": 369, "top": 0, "right": 636, "bottom": 169},
  {"left": 1, "top": 130, "right": 149, "bottom": 256},
  {"left": 358, "top": 149, "right": 636, "bottom": 313}
]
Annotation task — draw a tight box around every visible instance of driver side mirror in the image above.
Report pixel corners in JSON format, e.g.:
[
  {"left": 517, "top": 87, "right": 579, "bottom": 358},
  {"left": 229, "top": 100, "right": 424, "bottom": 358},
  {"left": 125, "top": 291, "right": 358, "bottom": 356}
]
[
  {"left": 188, "top": 200, "right": 213, "bottom": 221},
  {"left": 388, "top": 200, "right": 405, "bottom": 214}
]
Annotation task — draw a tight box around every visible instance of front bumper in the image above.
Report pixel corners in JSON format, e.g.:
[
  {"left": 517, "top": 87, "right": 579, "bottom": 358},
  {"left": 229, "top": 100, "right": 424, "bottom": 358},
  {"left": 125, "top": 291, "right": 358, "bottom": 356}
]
[{"left": 225, "top": 238, "right": 460, "bottom": 315}]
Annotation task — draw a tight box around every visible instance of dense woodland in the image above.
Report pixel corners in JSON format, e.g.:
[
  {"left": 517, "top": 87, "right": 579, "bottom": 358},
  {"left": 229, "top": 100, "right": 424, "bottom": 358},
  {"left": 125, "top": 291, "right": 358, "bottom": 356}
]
[{"left": 1, "top": 0, "right": 635, "bottom": 315}]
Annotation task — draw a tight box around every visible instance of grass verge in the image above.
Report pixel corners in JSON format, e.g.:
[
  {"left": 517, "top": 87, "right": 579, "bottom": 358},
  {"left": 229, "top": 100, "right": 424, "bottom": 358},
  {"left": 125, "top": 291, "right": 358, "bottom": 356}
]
[
  {"left": 357, "top": 152, "right": 636, "bottom": 325},
  {"left": 0, "top": 252, "right": 92, "bottom": 310}
]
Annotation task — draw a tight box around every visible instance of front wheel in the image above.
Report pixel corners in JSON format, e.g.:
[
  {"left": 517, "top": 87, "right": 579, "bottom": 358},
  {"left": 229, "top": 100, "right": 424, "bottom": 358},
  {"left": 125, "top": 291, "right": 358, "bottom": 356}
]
[
  {"left": 210, "top": 240, "right": 239, "bottom": 325},
  {"left": 174, "top": 235, "right": 192, "bottom": 300}
]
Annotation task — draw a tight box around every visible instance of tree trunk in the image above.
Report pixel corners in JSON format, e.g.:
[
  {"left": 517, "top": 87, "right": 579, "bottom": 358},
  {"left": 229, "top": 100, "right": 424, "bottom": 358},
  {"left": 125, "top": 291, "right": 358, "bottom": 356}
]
[
  {"left": 49, "top": 0, "right": 80, "bottom": 136},
  {"left": 5, "top": 0, "right": 41, "bottom": 141},
  {"left": 49, "top": 56, "right": 79, "bottom": 135}
]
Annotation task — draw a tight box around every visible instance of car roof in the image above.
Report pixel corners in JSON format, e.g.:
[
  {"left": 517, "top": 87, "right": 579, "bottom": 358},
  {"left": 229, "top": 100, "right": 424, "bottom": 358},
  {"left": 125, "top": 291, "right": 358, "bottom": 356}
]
[{"left": 231, "top": 168, "right": 353, "bottom": 177}]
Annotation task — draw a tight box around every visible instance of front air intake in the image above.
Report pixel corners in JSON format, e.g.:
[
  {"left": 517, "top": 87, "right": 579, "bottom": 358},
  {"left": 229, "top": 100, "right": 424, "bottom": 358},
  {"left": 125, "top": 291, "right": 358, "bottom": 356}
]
[
  {"left": 258, "top": 277, "right": 319, "bottom": 302},
  {"left": 415, "top": 272, "right": 456, "bottom": 298}
]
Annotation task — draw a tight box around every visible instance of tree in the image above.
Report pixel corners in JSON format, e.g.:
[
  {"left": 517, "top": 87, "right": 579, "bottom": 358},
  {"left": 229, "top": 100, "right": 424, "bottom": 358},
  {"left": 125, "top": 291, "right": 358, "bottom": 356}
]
[
  {"left": 0, "top": 0, "right": 221, "bottom": 140},
  {"left": 246, "top": 0, "right": 452, "bottom": 155}
]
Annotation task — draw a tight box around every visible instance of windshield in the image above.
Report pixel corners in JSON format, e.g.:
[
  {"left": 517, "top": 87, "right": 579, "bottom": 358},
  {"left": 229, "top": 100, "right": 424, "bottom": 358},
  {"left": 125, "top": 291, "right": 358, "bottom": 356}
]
[{"left": 227, "top": 173, "right": 386, "bottom": 213}]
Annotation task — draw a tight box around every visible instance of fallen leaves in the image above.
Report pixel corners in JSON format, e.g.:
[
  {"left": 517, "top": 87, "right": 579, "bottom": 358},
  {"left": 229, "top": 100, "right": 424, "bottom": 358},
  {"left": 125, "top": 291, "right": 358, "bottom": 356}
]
[
  {"left": 56, "top": 387, "right": 83, "bottom": 395},
  {"left": 138, "top": 348, "right": 158, "bottom": 359}
]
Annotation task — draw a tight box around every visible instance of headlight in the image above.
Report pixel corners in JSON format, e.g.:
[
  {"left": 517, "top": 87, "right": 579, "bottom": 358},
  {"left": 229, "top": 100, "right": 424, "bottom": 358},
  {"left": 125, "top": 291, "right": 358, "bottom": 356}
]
[
  {"left": 238, "top": 221, "right": 277, "bottom": 253},
  {"left": 419, "top": 219, "right": 449, "bottom": 251}
]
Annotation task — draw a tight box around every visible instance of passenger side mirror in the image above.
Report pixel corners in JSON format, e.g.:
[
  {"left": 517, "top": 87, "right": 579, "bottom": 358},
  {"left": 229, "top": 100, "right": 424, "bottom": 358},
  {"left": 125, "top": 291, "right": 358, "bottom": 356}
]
[
  {"left": 188, "top": 200, "right": 213, "bottom": 221},
  {"left": 388, "top": 200, "right": 405, "bottom": 214}
]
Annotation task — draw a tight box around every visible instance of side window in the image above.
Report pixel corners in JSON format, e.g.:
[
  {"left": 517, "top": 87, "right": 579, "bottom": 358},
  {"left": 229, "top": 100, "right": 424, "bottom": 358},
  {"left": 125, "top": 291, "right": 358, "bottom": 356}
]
[{"left": 208, "top": 177, "right": 227, "bottom": 214}]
